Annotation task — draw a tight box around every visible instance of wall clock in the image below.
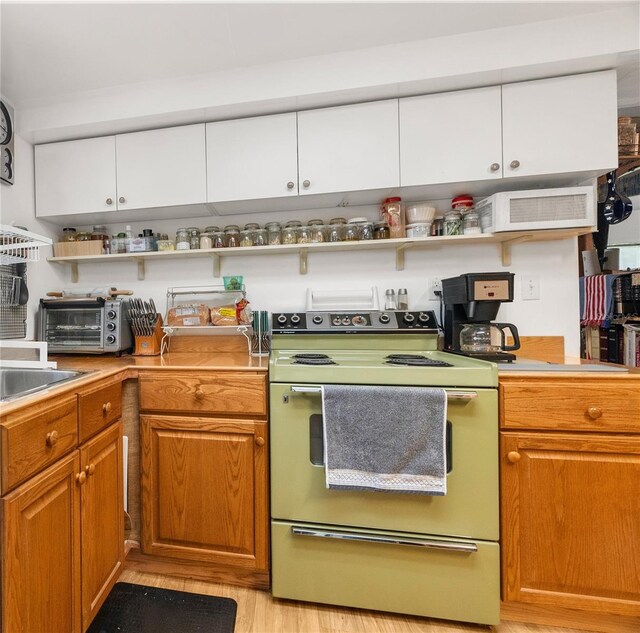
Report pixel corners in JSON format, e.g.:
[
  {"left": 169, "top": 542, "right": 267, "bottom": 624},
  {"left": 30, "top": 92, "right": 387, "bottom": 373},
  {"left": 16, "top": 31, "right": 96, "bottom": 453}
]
[{"left": 1, "top": 98, "right": 15, "bottom": 185}]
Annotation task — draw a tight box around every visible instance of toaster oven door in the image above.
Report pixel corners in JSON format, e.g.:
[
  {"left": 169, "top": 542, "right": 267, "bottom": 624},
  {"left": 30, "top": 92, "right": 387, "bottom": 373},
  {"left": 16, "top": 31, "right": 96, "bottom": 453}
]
[{"left": 41, "top": 307, "right": 104, "bottom": 352}]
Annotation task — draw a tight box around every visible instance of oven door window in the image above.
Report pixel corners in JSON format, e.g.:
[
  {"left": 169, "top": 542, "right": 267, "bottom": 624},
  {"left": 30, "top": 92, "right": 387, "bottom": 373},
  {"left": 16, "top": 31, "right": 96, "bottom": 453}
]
[
  {"left": 45, "top": 308, "right": 103, "bottom": 347},
  {"left": 310, "top": 414, "right": 453, "bottom": 474}
]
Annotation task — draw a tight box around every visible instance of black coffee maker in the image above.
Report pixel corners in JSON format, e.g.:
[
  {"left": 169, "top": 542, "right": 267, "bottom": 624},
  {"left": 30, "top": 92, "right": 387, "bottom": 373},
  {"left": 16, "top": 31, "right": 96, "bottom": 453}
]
[{"left": 442, "top": 272, "right": 521, "bottom": 363}]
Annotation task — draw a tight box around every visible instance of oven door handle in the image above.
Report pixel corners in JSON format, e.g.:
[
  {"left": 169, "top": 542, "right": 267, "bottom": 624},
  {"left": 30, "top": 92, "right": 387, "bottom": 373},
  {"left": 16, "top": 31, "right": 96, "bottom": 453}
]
[
  {"left": 291, "top": 527, "right": 478, "bottom": 553},
  {"left": 289, "top": 386, "right": 478, "bottom": 400}
]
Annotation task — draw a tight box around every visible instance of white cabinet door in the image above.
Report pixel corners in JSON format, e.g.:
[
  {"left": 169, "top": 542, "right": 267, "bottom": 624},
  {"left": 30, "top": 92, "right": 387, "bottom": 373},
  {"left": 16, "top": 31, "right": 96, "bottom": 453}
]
[
  {"left": 35, "top": 136, "right": 117, "bottom": 218},
  {"left": 207, "top": 113, "right": 298, "bottom": 202},
  {"left": 297, "top": 100, "right": 399, "bottom": 196},
  {"left": 502, "top": 71, "right": 618, "bottom": 178},
  {"left": 115, "top": 124, "right": 206, "bottom": 210},
  {"left": 399, "top": 86, "right": 503, "bottom": 186}
]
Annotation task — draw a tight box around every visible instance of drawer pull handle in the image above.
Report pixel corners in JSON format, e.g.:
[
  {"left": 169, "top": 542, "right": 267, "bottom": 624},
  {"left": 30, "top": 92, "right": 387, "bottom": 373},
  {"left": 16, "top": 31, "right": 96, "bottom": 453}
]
[
  {"left": 291, "top": 527, "right": 478, "bottom": 552},
  {"left": 507, "top": 451, "right": 521, "bottom": 464},
  {"left": 76, "top": 471, "right": 87, "bottom": 485},
  {"left": 587, "top": 406, "right": 602, "bottom": 419},
  {"left": 194, "top": 387, "right": 205, "bottom": 399},
  {"left": 255, "top": 436, "right": 265, "bottom": 447},
  {"left": 102, "top": 402, "right": 112, "bottom": 415},
  {"left": 85, "top": 463, "right": 96, "bottom": 476},
  {"left": 45, "top": 430, "right": 59, "bottom": 447}
]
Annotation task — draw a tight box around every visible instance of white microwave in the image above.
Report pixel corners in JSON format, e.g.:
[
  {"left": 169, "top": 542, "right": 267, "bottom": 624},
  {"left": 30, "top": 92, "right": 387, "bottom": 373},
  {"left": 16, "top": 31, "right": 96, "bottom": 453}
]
[{"left": 476, "top": 186, "right": 595, "bottom": 233}]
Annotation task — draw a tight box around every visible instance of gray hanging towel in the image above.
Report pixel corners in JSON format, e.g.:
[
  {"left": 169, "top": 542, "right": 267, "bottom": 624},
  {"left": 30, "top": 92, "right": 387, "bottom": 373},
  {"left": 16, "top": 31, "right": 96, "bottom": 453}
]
[{"left": 321, "top": 384, "right": 447, "bottom": 495}]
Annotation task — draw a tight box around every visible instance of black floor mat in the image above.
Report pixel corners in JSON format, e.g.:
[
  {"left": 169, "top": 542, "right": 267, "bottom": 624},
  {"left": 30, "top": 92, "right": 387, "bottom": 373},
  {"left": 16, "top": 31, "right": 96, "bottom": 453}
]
[{"left": 87, "top": 582, "right": 237, "bottom": 633}]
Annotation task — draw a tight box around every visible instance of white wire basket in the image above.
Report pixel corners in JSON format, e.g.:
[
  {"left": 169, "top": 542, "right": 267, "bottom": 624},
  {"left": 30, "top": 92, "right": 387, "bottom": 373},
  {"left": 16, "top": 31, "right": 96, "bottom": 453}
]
[{"left": 0, "top": 225, "right": 53, "bottom": 265}]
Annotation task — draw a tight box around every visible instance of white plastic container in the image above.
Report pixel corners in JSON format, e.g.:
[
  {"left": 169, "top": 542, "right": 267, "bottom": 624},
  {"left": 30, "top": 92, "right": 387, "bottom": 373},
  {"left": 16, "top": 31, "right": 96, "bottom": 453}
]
[
  {"left": 405, "top": 204, "right": 436, "bottom": 225},
  {"left": 406, "top": 222, "right": 432, "bottom": 238}
]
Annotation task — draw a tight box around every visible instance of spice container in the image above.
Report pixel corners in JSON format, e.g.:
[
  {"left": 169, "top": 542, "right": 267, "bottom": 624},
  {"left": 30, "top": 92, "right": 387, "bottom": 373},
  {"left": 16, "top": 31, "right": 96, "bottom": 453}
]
[
  {"left": 308, "top": 220, "right": 325, "bottom": 243},
  {"left": 381, "top": 197, "right": 404, "bottom": 238},
  {"left": 297, "top": 225, "right": 311, "bottom": 244},
  {"left": 443, "top": 210, "right": 462, "bottom": 236},
  {"left": 359, "top": 220, "right": 374, "bottom": 240},
  {"left": 211, "top": 231, "right": 225, "bottom": 248},
  {"left": 463, "top": 210, "right": 482, "bottom": 235},
  {"left": 240, "top": 230, "right": 254, "bottom": 247},
  {"left": 327, "top": 218, "right": 346, "bottom": 242},
  {"left": 431, "top": 217, "right": 443, "bottom": 236},
  {"left": 60, "top": 228, "right": 77, "bottom": 242},
  {"left": 176, "top": 228, "right": 190, "bottom": 250},
  {"left": 204, "top": 225, "right": 220, "bottom": 234},
  {"left": 76, "top": 231, "right": 92, "bottom": 241},
  {"left": 373, "top": 221, "right": 390, "bottom": 240},
  {"left": 156, "top": 239, "right": 175, "bottom": 251},
  {"left": 282, "top": 227, "right": 298, "bottom": 245},
  {"left": 187, "top": 227, "right": 200, "bottom": 250},
  {"left": 406, "top": 222, "right": 432, "bottom": 238},
  {"left": 199, "top": 232, "right": 213, "bottom": 249},
  {"left": 266, "top": 222, "right": 282, "bottom": 245},
  {"left": 344, "top": 221, "right": 360, "bottom": 241},
  {"left": 224, "top": 225, "right": 240, "bottom": 248},
  {"left": 397, "top": 288, "right": 408, "bottom": 310},
  {"left": 252, "top": 228, "right": 267, "bottom": 246}
]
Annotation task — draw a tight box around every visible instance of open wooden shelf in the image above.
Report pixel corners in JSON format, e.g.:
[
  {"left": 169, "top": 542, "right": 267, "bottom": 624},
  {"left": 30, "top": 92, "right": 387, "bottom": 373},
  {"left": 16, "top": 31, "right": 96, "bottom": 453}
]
[{"left": 47, "top": 227, "right": 594, "bottom": 282}]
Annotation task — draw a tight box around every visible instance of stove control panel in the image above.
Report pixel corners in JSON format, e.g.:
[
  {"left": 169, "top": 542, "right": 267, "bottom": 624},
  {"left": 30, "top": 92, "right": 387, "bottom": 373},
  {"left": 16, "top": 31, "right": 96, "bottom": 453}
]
[{"left": 271, "top": 310, "right": 439, "bottom": 333}]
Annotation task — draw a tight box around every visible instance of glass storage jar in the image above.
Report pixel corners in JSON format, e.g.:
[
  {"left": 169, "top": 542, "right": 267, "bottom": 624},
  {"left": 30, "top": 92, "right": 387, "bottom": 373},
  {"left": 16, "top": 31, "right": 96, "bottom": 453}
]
[
  {"left": 308, "top": 220, "right": 325, "bottom": 243},
  {"left": 187, "top": 227, "right": 200, "bottom": 250},
  {"left": 211, "top": 231, "right": 225, "bottom": 248},
  {"left": 373, "top": 221, "right": 390, "bottom": 240},
  {"left": 176, "top": 228, "right": 190, "bottom": 250},
  {"left": 359, "top": 220, "right": 374, "bottom": 240},
  {"left": 240, "top": 230, "right": 254, "bottom": 247},
  {"left": 282, "top": 227, "right": 298, "bottom": 245},
  {"left": 76, "top": 231, "right": 92, "bottom": 241},
  {"left": 224, "top": 225, "right": 240, "bottom": 248},
  {"left": 462, "top": 210, "right": 482, "bottom": 235},
  {"left": 199, "top": 232, "right": 213, "bottom": 249},
  {"left": 204, "top": 225, "right": 220, "bottom": 234},
  {"left": 60, "top": 228, "right": 77, "bottom": 242},
  {"left": 443, "top": 210, "right": 462, "bottom": 236},
  {"left": 244, "top": 222, "right": 260, "bottom": 231},
  {"left": 297, "top": 225, "right": 311, "bottom": 244},
  {"left": 254, "top": 228, "right": 268, "bottom": 246},
  {"left": 344, "top": 221, "right": 360, "bottom": 241},
  {"left": 265, "top": 222, "right": 282, "bottom": 245},
  {"left": 327, "top": 218, "right": 346, "bottom": 242},
  {"left": 381, "top": 197, "right": 404, "bottom": 238}
]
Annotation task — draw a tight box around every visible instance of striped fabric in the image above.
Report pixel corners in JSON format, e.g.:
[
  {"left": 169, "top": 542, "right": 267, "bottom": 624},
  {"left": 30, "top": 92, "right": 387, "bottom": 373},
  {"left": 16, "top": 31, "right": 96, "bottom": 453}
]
[{"left": 580, "top": 274, "right": 617, "bottom": 328}]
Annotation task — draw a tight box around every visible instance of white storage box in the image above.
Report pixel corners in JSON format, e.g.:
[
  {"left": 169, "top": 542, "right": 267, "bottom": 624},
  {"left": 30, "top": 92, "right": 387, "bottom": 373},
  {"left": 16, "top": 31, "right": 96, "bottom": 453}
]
[{"left": 476, "top": 186, "right": 595, "bottom": 233}]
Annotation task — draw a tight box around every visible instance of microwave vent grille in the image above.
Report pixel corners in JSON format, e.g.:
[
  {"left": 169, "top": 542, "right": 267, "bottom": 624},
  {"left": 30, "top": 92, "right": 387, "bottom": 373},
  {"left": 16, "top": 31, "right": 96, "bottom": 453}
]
[{"left": 509, "top": 194, "right": 588, "bottom": 224}]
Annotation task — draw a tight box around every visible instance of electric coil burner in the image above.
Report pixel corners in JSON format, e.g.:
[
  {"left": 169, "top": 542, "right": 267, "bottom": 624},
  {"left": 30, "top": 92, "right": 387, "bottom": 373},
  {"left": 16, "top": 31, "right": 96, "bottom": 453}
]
[{"left": 269, "top": 309, "right": 500, "bottom": 626}]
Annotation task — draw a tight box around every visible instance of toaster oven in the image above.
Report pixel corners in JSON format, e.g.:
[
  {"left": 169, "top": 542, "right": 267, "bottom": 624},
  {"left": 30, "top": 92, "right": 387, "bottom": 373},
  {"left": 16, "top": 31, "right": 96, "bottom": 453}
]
[{"left": 38, "top": 297, "right": 133, "bottom": 354}]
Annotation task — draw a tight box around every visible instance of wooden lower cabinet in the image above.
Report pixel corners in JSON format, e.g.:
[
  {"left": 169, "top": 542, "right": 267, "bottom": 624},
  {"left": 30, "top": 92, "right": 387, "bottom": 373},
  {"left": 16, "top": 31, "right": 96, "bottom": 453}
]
[
  {"left": 140, "top": 415, "right": 268, "bottom": 573},
  {"left": 501, "top": 431, "right": 640, "bottom": 616}
]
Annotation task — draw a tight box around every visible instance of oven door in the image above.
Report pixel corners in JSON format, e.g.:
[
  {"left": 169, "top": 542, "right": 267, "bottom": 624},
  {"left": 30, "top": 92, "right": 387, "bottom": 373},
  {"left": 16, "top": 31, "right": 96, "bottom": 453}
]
[
  {"left": 269, "top": 383, "right": 498, "bottom": 541},
  {"left": 41, "top": 307, "right": 105, "bottom": 352}
]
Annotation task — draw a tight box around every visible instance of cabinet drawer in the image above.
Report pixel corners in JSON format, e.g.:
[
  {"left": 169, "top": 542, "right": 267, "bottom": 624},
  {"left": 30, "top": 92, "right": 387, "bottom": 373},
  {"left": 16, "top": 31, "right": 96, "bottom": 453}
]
[
  {"left": 78, "top": 379, "right": 122, "bottom": 442},
  {"left": 1, "top": 394, "right": 78, "bottom": 493},
  {"left": 139, "top": 372, "right": 267, "bottom": 416},
  {"left": 500, "top": 379, "right": 640, "bottom": 432}
]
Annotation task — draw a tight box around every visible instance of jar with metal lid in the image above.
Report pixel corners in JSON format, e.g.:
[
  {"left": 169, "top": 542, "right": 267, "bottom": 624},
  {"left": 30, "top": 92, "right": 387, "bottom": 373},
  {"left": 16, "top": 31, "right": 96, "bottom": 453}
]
[
  {"left": 327, "top": 218, "right": 346, "bottom": 242},
  {"left": 285, "top": 220, "right": 302, "bottom": 228},
  {"left": 76, "top": 231, "right": 92, "bottom": 241},
  {"left": 282, "top": 227, "right": 297, "bottom": 245},
  {"left": 308, "top": 220, "right": 325, "bottom": 243},
  {"left": 204, "top": 225, "right": 220, "bottom": 233},
  {"left": 224, "top": 225, "right": 240, "bottom": 248},
  {"left": 199, "top": 232, "right": 213, "bottom": 249},
  {"left": 211, "top": 231, "right": 225, "bottom": 248},
  {"left": 359, "top": 220, "right": 374, "bottom": 240},
  {"left": 443, "top": 210, "right": 462, "bottom": 236},
  {"left": 265, "top": 222, "right": 282, "bottom": 245},
  {"left": 462, "top": 210, "right": 482, "bottom": 235},
  {"left": 60, "top": 228, "right": 77, "bottom": 242},
  {"left": 297, "top": 225, "right": 311, "bottom": 244},
  {"left": 240, "top": 230, "right": 254, "bottom": 247},
  {"left": 380, "top": 197, "right": 404, "bottom": 239},
  {"left": 373, "top": 221, "right": 390, "bottom": 240},
  {"left": 253, "top": 228, "right": 268, "bottom": 246},
  {"left": 186, "top": 227, "right": 200, "bottom": 249},
  {"left": 344, "top": 221, "right": 359, "bottom": 242},
  {"left": 244, "top": 222, "right": 261, "bottom": 231}
]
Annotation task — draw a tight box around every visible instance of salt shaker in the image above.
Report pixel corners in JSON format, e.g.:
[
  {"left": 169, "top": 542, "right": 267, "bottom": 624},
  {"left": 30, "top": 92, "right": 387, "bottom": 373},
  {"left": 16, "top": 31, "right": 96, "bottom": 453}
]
[
  {"left": 385, "top": 289, "right": 397, "bottom": 311},
  {"left": 397, "top": 288, "right": 408, "bottom": 310}
]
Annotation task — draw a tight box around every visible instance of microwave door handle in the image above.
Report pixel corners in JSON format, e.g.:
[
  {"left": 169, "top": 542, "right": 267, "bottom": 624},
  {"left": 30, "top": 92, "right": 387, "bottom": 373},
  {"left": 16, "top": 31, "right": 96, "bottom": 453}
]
[{"left": 289, "top": 386, "right": 477, "bottom": 400}]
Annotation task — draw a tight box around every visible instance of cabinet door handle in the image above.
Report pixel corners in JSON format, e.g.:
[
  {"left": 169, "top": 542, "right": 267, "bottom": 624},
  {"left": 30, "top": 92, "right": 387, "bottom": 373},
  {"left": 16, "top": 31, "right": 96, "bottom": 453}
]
[
  {"left": 507, "top": 451, "right": 521, "bottom": 464},
  {"left": 255, "top": 436, "right": 265, "bottom": 447},
  {"left": 302, "top": 179, "right": 311, "bottom": 188},
  {"left": 194, "top": 387, "right": 205, "bottom": 399},
  {"left": 45, "top": 430, "right": 59, "bottom": 447},
  {"left": 287, "top": 181, "right": 295, "bottom": 190},
  {"left": 509, "top": 160, "right": 520, "bottom": 169},
  {"left": 85, "top": 463, "right": 96, "bottom": 476},
  {"left": 76, "top": 471, "right": 87, "bottom": 485},
  {"left": 102, "top": 402, "right": 112, "bottom": 415},
  {"left": 118, "top": 196, "right": 126, "bottom": 204},
  {"left": 587, "top": 406, "right": 603, "bottom": 419},
  {"left": 490, "top": 163, "right": 500, "bottom": 172},
  {"left": 106, "top": 197, "right": 113, "bottom": 205}
]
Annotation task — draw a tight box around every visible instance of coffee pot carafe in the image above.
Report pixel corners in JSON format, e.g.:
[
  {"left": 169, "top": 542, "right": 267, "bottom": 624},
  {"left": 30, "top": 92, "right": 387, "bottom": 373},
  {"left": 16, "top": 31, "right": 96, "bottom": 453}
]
[{"left": 459, "top": 322, "right": 520, "bottom": 354}]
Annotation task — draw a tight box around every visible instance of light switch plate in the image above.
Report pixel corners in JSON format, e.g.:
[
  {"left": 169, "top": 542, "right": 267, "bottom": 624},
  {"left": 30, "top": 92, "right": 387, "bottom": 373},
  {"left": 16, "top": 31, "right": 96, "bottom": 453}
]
[{"left": 521, "top": 274, "right": 540, "bottom": 301}]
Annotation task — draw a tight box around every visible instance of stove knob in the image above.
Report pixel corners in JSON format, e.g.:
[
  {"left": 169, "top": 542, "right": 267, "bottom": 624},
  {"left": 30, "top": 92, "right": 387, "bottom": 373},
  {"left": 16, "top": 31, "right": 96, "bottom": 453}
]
[
  {"left": 352, "top": 315, "right": 366, "bottom": 326},
  {"left": 341, "top": 317, "right": 351, "bottom": 326},
  {"left": 378, "top": 313, "right": 391, "bottom": 324},
  {"left": 277, "top": 314, "right": 288, "bottom": 324},
  {"left": 106, "top": 321, "right": 116, "bottom": 331},
  {"left": 332, "top": 317, "right": 342, "bottom": 326},
  {"left": 312, "top": 315, "right": 323, "bottom": 325},
  {"left": 402, "top": 312, "right": 415, "bottom": 324},
  {"left": 106, "top": 334, "right": 116, "bottom": 344},
  {"left": 107, "top": 310, "right": 117, "bottom": 320},
  {"left": 418, "top": 312, "right": 430, "bottom": 323},
  {"left": 290, "top": 314, "right": 301, "bottom": 324}
]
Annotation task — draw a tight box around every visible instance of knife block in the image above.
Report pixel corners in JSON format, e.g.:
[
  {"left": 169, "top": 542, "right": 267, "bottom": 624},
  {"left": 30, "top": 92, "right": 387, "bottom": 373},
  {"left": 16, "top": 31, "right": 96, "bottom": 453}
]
[{"left": 133, "top": 315, "right": 164, "bottom": 356}]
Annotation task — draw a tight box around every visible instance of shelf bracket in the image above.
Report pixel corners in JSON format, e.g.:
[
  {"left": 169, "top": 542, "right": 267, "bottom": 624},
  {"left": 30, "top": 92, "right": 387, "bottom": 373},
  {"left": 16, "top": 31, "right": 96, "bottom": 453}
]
[
  {"left": 70, "top": 262, "right": 79, "bottom": 284},
  {"left": 395, "top": 243, "right": 411, "bottom": 271},
  {"left": 135, "top": 258, "right": 146, "bottom": 281},
  {"left": 500, "top": 235, "right": 532, "bottom": 266},
  {"left": 211, "top": 253, "right": 221, "bottom": 278},
  {"left": 299, "top": 248, "right": 308, "bottom": 275}
]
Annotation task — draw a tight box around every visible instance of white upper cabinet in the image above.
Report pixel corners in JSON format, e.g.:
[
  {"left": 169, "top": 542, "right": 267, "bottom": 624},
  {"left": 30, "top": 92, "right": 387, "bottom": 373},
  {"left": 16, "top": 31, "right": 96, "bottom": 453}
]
[
  {"left": 116, "top": 124, "right": 206, "bottom": 210},
  {"left": 502, "top": 71, "right": 618, "bottom": 179},
  {"left": 206, "top": 113, "right": 298, "bottom": 203},
  {"left": 35, "top": 136, "right": 117, "bottom": 218},
  {"left": 297, "top": 100, "right": 400, "bottom": 196},
  {"left": 399, "top": 86, "right": 503, "bottom": 186}
]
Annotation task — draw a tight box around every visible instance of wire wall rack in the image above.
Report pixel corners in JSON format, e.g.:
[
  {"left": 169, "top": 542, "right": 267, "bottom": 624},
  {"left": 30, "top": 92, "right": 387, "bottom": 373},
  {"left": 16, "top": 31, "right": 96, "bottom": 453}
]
[{"left": 0, "top": 225, "right": 52, "bottom": 265}]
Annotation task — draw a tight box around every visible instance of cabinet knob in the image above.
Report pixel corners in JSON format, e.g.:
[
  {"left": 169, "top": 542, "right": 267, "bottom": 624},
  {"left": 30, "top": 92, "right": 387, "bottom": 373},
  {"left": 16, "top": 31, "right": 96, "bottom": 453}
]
[
  {"left": 106, "top": 197, "right": 113, "bottom": 205},
  {"left": 302, "top": 180, "right": 311, "bottom": 188},
  {"left": 507, "top": 451, "right": 521, "bottom": 464},
  {"left": 587, "top": 406, "right": 603, "bottom": 419},
  {"left": 76, "top": 471, "right": 87, "bottom": 485},
  {"left": 195, "top": 387, "right": 205, "bottom": 399},
  {"left": 45, "top": 430, "right": 59, "bottom": 447},
  {"left": 102, "top": 402, "right": 112, "bottom": 415},
  {"left": 509, "top": 160, "right": 520, "bottom": 169},
  {"left": 118, "top": 196, "right": 126, "bottom": 204},
  {"left": 255, "top": 436, "right": 265, "bottom": 447},
  {"left": 490, "top": 163, "right": 500, "bottom": 172},
  {"left": 287, "top": 181, "right": 295, "bottom": 190},
  {"left": 85, "top": 463, "right": 96, "bottom": 476}
]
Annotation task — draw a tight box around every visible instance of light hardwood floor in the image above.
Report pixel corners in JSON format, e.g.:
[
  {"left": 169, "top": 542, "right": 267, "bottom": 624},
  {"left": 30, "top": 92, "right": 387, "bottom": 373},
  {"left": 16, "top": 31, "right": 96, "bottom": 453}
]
[{"left": 120, "top": 569, "right": 589, "bottom": 633}]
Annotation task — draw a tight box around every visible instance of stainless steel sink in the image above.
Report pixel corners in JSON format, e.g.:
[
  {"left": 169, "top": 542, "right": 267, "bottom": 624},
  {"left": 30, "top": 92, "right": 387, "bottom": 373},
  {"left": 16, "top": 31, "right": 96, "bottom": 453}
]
[{"left": 0, "top": 368, "right": 88, "bottom": 402}]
